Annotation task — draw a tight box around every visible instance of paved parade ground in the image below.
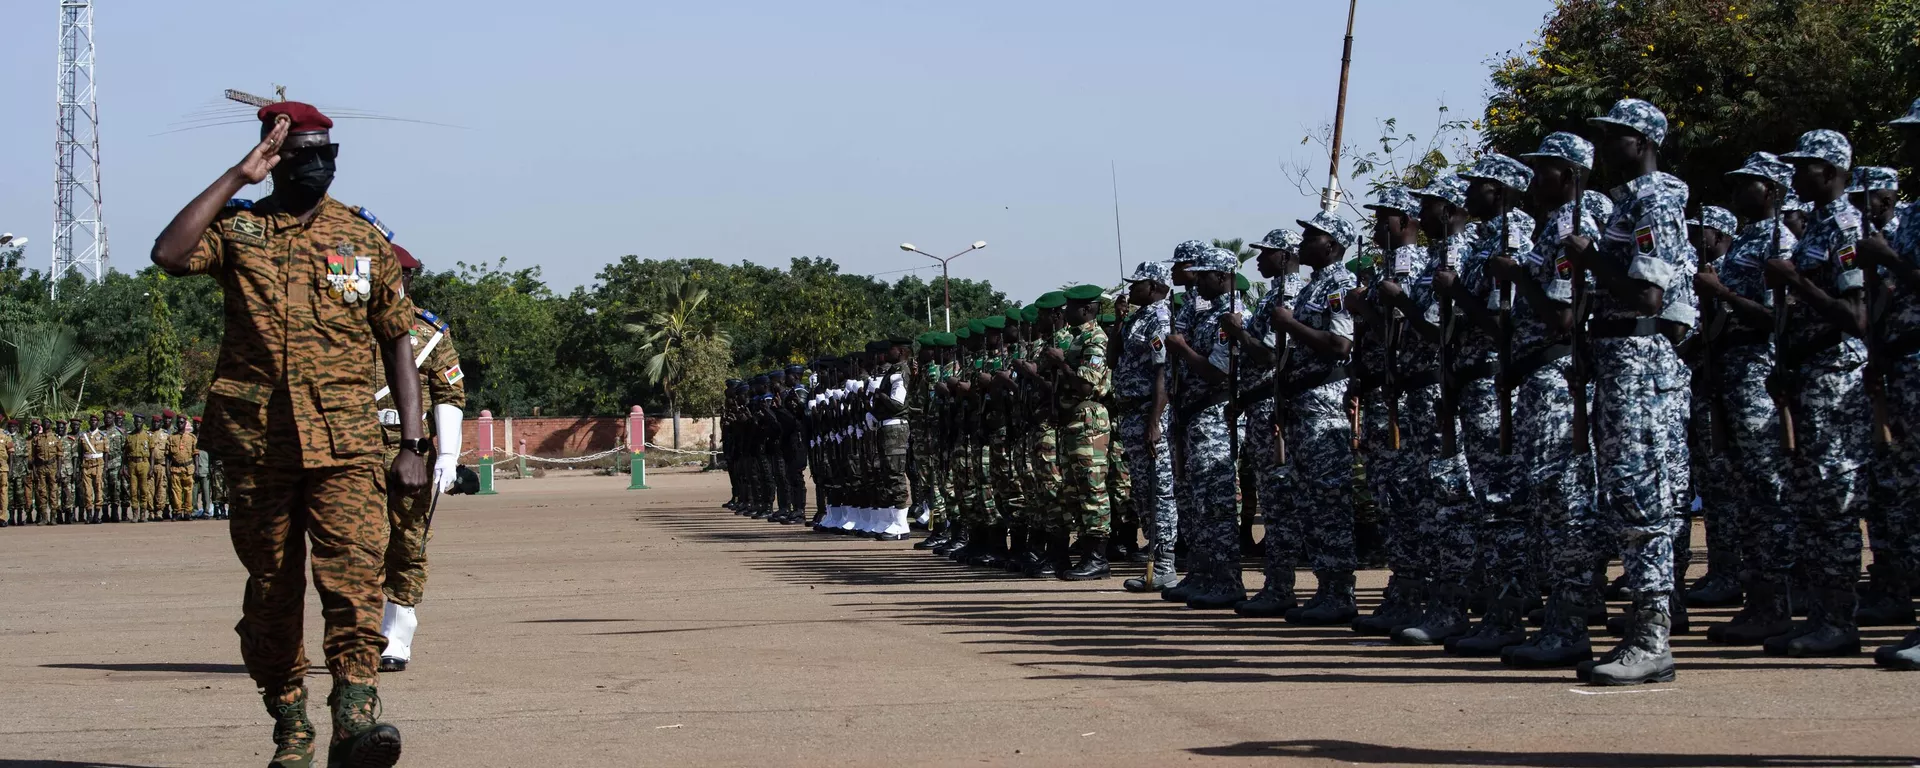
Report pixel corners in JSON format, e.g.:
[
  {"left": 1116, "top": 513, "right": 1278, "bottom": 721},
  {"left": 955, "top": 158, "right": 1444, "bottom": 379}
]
[{"left": 2, "top": 467, "right": 1918, "bottom": 767}]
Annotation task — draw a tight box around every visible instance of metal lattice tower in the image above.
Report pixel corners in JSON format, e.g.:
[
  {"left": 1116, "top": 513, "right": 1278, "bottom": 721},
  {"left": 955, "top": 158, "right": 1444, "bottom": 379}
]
[{"left": 52, "top": 0, "right": 107, "bottom": 287}]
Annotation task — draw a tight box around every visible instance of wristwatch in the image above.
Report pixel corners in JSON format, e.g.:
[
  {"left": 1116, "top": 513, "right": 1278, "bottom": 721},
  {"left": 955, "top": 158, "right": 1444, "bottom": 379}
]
[{"left": 398, "top": 438, "right": 433, "bottom": 456}]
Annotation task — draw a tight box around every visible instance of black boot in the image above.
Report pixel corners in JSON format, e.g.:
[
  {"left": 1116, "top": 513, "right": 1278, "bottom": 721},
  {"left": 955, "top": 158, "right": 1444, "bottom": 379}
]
[
  {"left": 965, "top": 525, "right": 1007, "bottom": 568},
  {"left": 1061, "top": 536, "right": 1111, "bottom": 581},
  {"left": 1353, "top": 574, "right": 1422, "bottom": 636},
  {"left": 1185, "top": 561, "right": 1245, "bottom": 609},
  {"left": 1710, "top": 572, "right": 1796, "bottom": 645},
  {"left": 934, "top": 524, "right": 971, "bottom": 557},
  {"left": 1394, "top": 583, "right": 1471, "bottom": 645},
  {"left": 1234, "top": 568, "right": 1298, "bottom": 617},
  {"left": 1030, "top": 530, "right": 1070, "bottom": 577},
  {"left": 1769, "top": 587, "right": 1861, "bottom": 657},
  {"left": 1125, "top": 546, "right": 1179, "bottom": 593},
  {"left": 1684, "top": 551, "right": 1744, "bottom": 607},
  {"left": 1586, "top": 601, "right": 1675, "bottom": 686},
  {"left": 916, "top": 521, "right": 951, "bottom": 550},
  {"left": 1003, "top": 525, "right": 1032, "bottom": 572},
  {"left": 1448, "top": 595, "right": 1529, "bottom": 656},
  {"left": 1874, "top": 628, "right": 1920, "bottom": 670},
  {"left": 1286, "top": 571, "right": 1358, "bottom": 625},
  {"left": 1855, "top": 562, "right": 1915, "bottom": 627},
  {"left": 1503, "top": 593, "right": 1594, "bottom": 669}
]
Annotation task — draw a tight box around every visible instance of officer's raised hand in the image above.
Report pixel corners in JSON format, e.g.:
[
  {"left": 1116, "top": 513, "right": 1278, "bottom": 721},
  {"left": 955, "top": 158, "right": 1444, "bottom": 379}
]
[{"left": 235, "top": 117, "right": 291, "bottom": 184}]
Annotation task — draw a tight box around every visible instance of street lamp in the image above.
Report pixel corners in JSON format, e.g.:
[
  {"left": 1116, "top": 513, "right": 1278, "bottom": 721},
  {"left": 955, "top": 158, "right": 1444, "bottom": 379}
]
[{"left": 900, "top": 240, "right": 986, "bottom": 332}]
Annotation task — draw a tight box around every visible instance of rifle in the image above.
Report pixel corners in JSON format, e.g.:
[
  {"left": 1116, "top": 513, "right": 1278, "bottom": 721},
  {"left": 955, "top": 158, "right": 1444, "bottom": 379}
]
[
  {"left": 1385, "top": 252, "right": 1405, "bottom": 451},
  {"left": 1272, "top": 258, "right": 1298, "bottom": 466},
  {"left": 1438, "top": 239, "right": 1459, "bottom": 459},
  {"left": 1569, "top": 192, "right": 1592, "bottom": 455},
  {"left": 1864, "top": 221, "right": 1896, "bottom": 447},
  {"left": 1701, "top": 244, "right": 1732, "bottom": 456},
  {"left": 1227, "top": 275, "right": 1241, "bottom": 489},
  {"left": 1771, "top": 203, "right": 1797, "bottom": 452},
  {"left": 1496, "top": 204, "right": 1516, "bottom": 455}
]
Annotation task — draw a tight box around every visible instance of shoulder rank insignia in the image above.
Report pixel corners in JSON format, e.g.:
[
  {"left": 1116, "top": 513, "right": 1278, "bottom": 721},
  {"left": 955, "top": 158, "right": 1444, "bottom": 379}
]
[
  {"left": 226, "top": 198, "right": 254, "bottom": 209},
  {"left": 418, "top": 309, "right": 449, "bottom": 332},
  {"left": 354, "top": 206, "right": 396, "bottom": 242}
]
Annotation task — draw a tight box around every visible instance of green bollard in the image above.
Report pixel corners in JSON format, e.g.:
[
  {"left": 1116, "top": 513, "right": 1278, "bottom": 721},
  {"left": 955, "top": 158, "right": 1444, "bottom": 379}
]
[
  {"left": 476, "top": 456, "right": 498, "bottom": 495},
  {"left": 628, "top": 450, "right": 650, "bottom": 490}
]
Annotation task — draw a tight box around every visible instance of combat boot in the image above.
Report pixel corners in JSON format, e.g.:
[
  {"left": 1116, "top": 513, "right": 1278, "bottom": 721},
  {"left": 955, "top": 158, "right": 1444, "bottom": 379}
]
[
  {"left": 1586, "top": 602, "right": 1675, "bottom": 686},
  {"left": 1125, "top": 549, "right": 1179, "bottom": 593},
  {"left": 1874, "top": 628, "right": 1920, "bottom": 670},
  {"left": 964, "top": 525, "right": 1007, "bottom": 568},
  {"left": 1281, "top": 572, "right": 1330, "bottom": 621},
  {"left": 1603, "top": 569, "right": 1630, "bottom": 601},
  {"left": 1233, "top": 568, "right": 1297, "bottom": 617},
  {"left": 1002, "top": 525, "right": 1031, "bottom": 572},
  {"left": 933, "top": 524, "right": 969, "bottom": 556},
  {"left": 1352, "top": 574, "right": 1421, "bottom": 636},
  {"left": 1684, "top": 550, "right": 1743, "bottom": 607},
  {"left": 915, "top": 521, "right": 951, "bottom": 550},
  {"left": 1448, "top": 594, "right": 1528, "bottom": 656},
  {"left": 1286, "top": 571, "right": 1358, "bottom": 625},
  {"left": 1162, "top": 558, "right": 1210, "bottom": 603},
  {"left": 1394, "top": 583, "right": 1470, "bottom": 644},
  {"left": 1060, "top": 535, "right": 1110, "bottom": 581},
  {"left": 1854, "top": 562, "right": 1915, "bottom": 627},
  {"left": 946, "top": 525, "right": 983, "bottom": 561},
  {"left": 1503, "top": 594, "right": 1593, "bottom": 669},
  {"left": 1184, "top": 563, "right": 1244, "bottom": 609},
  {"left": 1709, "top": 573, "right": 1795, "bottom": 645},
  {"left": 263, "top": 685, "right": 317, "bottom": 768},
  {"left": 325, "top": 683, "right": 402, "bottom": 768},
  {"left": 1769, "top": 587, "right": 1861, "bottom": 657},
  {"left": 1032, "top": 530, "right": 1071, "bottom": 578}
]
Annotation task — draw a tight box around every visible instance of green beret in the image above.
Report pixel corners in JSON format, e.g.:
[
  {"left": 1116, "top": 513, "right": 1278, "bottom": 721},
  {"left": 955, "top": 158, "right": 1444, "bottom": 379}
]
[
  {"left": 1064, "top": 284, "right": 1104, "bottom": 302},
  {"left": 1021, "top": 305, "right": 1039, "bottom": 323},
  {"left": 1034, "top": 291, "right": 1068, "bottom": 309},
  {"left": 934, "top": 332, "right": 957, "bottom": 347},
  {"left": 1098, "top": 313, "right": 1117, "bottom": 324},
  {"left": 954, "top": 326, "right": 972, "bottom": 340},
  {"left": 1005, "top": 306, "right": 1024, "bottom": 323},
  {"left": 981, "top": 315, "right": 1007, "bottom": 330},
  {"left": 915, "top": 332, "right": 936, "bottom": 346},
  {"left": 1234, "top": 273, "right": 1251, "bottom": 292},
  {"left": 967, "top": 318, "right": 987, "bottom": 334}
]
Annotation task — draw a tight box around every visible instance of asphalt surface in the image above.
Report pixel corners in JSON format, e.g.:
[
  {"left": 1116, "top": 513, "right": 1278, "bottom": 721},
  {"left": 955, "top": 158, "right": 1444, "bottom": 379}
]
[{"left": 2, "top": 467, "right": 1918, "bottom": 767}]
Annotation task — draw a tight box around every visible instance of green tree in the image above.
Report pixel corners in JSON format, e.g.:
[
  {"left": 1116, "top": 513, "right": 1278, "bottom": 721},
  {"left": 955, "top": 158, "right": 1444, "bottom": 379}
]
[
  {"left": 1484, "top": 0, "right": 1920, "bottom": 201},
  {"left": 626, "top": 277, "right": 730, "bottom": 447},
  {"left": 142, "top": 277, "right": 184, "bottom": 410},
  {"left": 409, "top": 258, "right": 577, "bottom": 417},
  {"left": 0, "top": 324, "right": 91, "bottom": 420}
]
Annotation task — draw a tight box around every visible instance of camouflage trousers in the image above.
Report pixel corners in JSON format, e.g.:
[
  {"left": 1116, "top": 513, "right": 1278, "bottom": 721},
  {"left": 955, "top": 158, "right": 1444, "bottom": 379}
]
[
  {"left": 1359, "top": 391, "right": 1417, "bottom": 576},
  {"left": 1183, "top": 403, "right": 1241, "bottom": 588},
  {"left": 973, "top": 439, "right": 999, "bottom": 526},
  {"left": 1664, "top": 362, "right": 1697, "bottom": 582},
  {"left": 1513, "top": 361, "right": 1601, "bottom": 599},
  {"left": 1455, "top": 372, "right": 1526, "bottom": 593},
  {"left": 1591, "top": 339, "right": 1687, "bottom": 597},
  {"left": 909, "top": 421, "right": 935, "bottom": 513},
  {"left": 1062, "top": 401, "right": 1113, "bottom": 537},
  {"left": 1403, "top": 383, "right": 1476, "bottom": 586},
  {"left": 105, "top": 462, "right": 128, "bottom": 509},
  {"left": 920, "top": 439, "right": 950, "bottom": 524},
  {"left": 877, "top": 424, "right": 911, "bottom": 510},
  {"left": 1029, "top": 422, "right": 1063, "bottom": 533},
  {"left": 377, "top": 449, "right": 434, "bottom": 607},
  {"left": 1241, "top": 396, "right": 1289, "bottom": 586},
  {"left": 1274, "top": 382, "right": 1357, "bottom": 573},
  {"left": 948, "top": 441, "right": 973, "bottom": 526},
  {"left": 1870, "top": 353, "right": 1920, "bottom": 573},
  {"left": 1107, "top": 429, "right": 1133, "bottom": 528},
  {"left": 227, "top": 460, "right": 389, "bottom": 690},
  {"left": 1117, "top": 408, "right": 1176, "bottom": 567},
  {"left": 989, "top": 426, "right": 1026, "bottom": 525},
  {"left": 1785, "top": 360, "right": 1869, "bottom": 590}
]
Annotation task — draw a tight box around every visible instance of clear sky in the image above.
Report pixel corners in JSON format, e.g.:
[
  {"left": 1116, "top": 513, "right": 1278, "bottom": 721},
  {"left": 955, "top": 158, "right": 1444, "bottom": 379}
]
[{"left": 0, "top": 1, "right": 1550, "bottom": 302}]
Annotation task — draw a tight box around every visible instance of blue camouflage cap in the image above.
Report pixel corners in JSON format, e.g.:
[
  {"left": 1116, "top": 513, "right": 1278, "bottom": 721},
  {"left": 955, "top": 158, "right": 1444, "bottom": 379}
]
[
  {"left": 1725, "top": 151, "right": 1793, "bottom": 188},
  {"left": 1188, "top": 247, "right": 1239, "bottom": 273},
  {"left": 1412, "top": 173, "right": 1468, "bottom": 210},
  {"left": 1519, "top": 131, "right": 1595, "bottom": 171},
  {"left": 1690, "top": 206, "right": 1737, "bottom": 236},
  {"left": 1587, "top": 98, "right": 1668, "bottom": 145},
  {"left": 1781, "top": 129, "right": 1852, "bottom": 171},
  {"left": 1363, "top": 187, "right": 1420, "bottom": 218},
  {"left": 1847, "top": 166, "right": 1900, "bottom": 194},
  {"left": 1461, "top": 153, "right": 1534, "bottom": 192},
  {"left": 1172, "top": 239, "right": 1209, "bottom": 263},
  {"left": 1127, "top": 260, "right": 1172, "bottom": 286},
  {"left": 1250, "top": 227, "right": 1304, "bottom": 253},
  {"left": 1582, "top": 190, "right": 1615, "bottom": 222},
  {"left": 1890, "top": 97, "right": 1920, "bottom": 126},
  {"left": 1296, "top": 210, "right": 1357, "bottom": 250}
]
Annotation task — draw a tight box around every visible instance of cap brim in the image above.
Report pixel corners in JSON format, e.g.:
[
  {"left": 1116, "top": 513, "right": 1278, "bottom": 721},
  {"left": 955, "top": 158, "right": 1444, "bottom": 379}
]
[
  {"left": 1779, "top": 151, "right": 1825, "bottom": 164},
  {"left": 1889, "top": 115, "right": 1920, "bottom": 125},
  {"left": 1586, "top": 116, "right": 1643, "bottom": 136}
]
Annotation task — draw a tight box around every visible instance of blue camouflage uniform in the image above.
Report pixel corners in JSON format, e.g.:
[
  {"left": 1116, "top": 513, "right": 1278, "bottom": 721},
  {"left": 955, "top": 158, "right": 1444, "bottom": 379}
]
[
  {"left": 1405, "top": 176, "right": 1482, "bottom": 615},
  {"left": 1355, "top": 190, "right": 1422, "bottom": 604},
  {"left": 1116, "top": 263, "right": 1178, "bottom": 577},
  {"left": 1168, "top": 239, "right": 1211, "bottom": 556},
  {"left": 1240, "top": 229, "right": 1306, "bottom": 600},
  {"left": 1176, "top": 249, "right": 1246, "bottom": 597},
  {"left": 1276, "top": 214, "right": 1362, "bottom": 583},
  {"left": 1872, "top": 98, "right": 1920, "bottom": 666}
]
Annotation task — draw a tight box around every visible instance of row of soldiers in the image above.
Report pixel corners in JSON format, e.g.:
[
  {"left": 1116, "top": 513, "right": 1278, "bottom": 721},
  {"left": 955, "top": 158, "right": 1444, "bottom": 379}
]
[
  {"left": 721, "top": 96, "right": 1920, "bottom": 685},
  {"left": 0, "top": 411, "right": 222, "bottom": 526}
]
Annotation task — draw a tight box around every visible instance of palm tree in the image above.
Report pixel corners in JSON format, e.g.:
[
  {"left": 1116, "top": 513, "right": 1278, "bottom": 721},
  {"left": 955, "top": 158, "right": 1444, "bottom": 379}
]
[
  {"left": 625, "top": 278, "right": 729, "bottom": 448},
  {"left": 0, "top": 324, "right": 90, "bottom": 421},
  {"left": 1212, "top": 238, "right": 1256, "bottom": 265}
]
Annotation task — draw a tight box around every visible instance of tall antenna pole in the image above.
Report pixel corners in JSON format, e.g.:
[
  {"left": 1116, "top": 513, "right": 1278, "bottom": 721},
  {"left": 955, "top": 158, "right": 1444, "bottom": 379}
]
[
  {"left": 1110, "top": 160, "right": 1126, "bottom": 281},
  {"left": 1321, "top": 0, "right": 1359, "bottom": 214},
  {"left": 52, "top": 0, "right": 107, "bottom": 293}
]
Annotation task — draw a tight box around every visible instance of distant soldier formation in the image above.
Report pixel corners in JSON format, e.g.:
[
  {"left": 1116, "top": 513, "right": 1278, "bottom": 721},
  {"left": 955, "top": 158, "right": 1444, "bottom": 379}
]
[
  {"left": 0, "top": 411, "right": 226, "bottom": 526},
  {"left": 722, "top": 98, "right": 1920, "bottom": 685}
]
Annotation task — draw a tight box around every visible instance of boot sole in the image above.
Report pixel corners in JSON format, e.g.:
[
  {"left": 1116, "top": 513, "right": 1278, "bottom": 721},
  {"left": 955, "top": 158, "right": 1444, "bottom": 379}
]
[
  {"left": 1059, "top": 571, "right": 1111, "bottom": 581},
  {"left": 1587, "top": 665, "right": 1676, "bottom": 686},
  {"left": 1786, "top": 642, "right": 1862, "bottom": 658},
  {"left": 332, "top": 725, "right": 402, "bottom": 768}
]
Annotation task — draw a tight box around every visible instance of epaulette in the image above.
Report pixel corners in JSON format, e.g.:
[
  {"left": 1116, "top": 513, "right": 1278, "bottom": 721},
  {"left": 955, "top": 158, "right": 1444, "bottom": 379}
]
[
  {"left": 226, "top": 198, "right": 254, "bottom": 209},
  {"left": 353, "top": 206, "right": 397, "bottom": 242},
  {"left": 418, "top": 309, "right": 449, "bottom": 332}
]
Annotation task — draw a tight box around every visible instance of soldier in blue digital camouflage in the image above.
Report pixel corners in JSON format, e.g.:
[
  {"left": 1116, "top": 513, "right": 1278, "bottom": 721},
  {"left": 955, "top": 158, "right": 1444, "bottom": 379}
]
[
  {"left": 1859, "top": 96, "right": 1920, "bottom": 670},
  {"left": 1446, "top": 154, "right": 1539, "bottom": 655},
  {"left": 1385, "top": 173, "right": 1482, "bottom": 645},
  {"left": 1263, "top": 213, "right": 1362, "bottom": 623},
  {"left": 1491, "top": 131, "right": 1607, "bottom": 668},
  {"left": 1115, "top": 261, "right": 1181, "bottom": 593},
  {"left": 1679, "top": 203, "right": 1749, "bottom": 613},
  {"left": 1350, "top": 188, "right": 1428, "bottom": 634},
  {"left": 1844, "top": 163, "right": 1913, "bottom": 627},
  {"left": 1759, "top": 129, "right": 1873, "bottom": 658},
  {"left": 1163, "top": 249, "right": 1246, "bottom": 608},
  {"left": 1220, "top": 228, "right": 1305, "bottom": 614},
  {"left": 1848, "top": 166, "right": 1902, "bottom": 236},
  {"left": 1561, "top": 98, "right": 1696, "bottom": 685},
  {"left": 1165, "top": 240, "right": 1211, "bottom": 572},
  {"left": 1693, "top": 153, "right": 1799, "bottom": 646}
]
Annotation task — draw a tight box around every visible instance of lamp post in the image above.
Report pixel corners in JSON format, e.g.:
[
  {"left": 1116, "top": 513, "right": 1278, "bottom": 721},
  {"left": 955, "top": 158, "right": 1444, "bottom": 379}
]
[{"left": 899, "top": 241, "right": 986, "bottom": 332}]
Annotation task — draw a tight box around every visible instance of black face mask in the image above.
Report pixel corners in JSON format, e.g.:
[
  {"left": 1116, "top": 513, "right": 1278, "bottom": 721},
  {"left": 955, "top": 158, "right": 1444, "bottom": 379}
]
[{"left": 273, "top": 146, "right": 336, "bottom": 209}]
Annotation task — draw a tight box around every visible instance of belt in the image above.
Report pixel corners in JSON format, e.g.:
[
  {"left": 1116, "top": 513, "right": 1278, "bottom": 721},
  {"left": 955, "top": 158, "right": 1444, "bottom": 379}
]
[
  {"left": 1278, "top": 366, "right": 1349, "bottom": 398},
  {"left": 1500, "top": 343, "right": 1572, "bottom": 388},
  {"left": 1176, "top": 390, "right": 1232, "bottom": 422},
  {"left": 1716, "top": 328, "right": 1771, "bottom": 349},
  {"left": 1113, "top": 395, "right": 1152, "bottom": 415},
  {"left": 1779, "top": 328, "right": 1847, "bottom": 372},
  {"left": 84, "top": 453, "right": 104, "bottom": 459},
  {"left": 1588, "top": 317, "right": 1661, "bottom": 338},
  {"left": 1397, "top": 368, "right": 1441, "bottom": 391}
]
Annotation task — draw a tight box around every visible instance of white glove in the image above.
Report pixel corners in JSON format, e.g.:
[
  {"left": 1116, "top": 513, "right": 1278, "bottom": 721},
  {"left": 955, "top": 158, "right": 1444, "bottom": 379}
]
[{"left": 432, "top": 403, "right": 463, "bottom": 494}]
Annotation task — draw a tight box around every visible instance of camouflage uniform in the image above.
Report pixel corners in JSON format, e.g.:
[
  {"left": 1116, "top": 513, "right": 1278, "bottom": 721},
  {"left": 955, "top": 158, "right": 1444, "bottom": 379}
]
[
  {"left": 126, "top": 428, "right": 154, "bottom": 522},
  {"left": 1874, "top": 102, "right": 1920, "bottom": 665},
  {"left": 31, "top": 429, "right": 60, "bottom": 524},
  {"left": 167, "top": 428, "right": 197, "bottom": 516},
  {"left": 1277, "top": 248, "right": 1361, "bottom": 580},
  {"left": 0, "top": 428, "right": 12, "bottom": 525},
  {"left": 1058, "top": 321, "right": 1112, "bottom": 537},
  {"left": 1116, "top": 266, "right": 1178, "bottom": 577},
  {"left": 1405, "top": 185, "right": 1481, "bottom": 614},
  {"left": 58, "top": 428, "right": 77, "bottom": 520},
  {"left": 1247, "top": 251, "right": 1308, "bottom": 599},
  {"left": 79, "top": 428, "right": 107, "bottom": 519},
  {"left": 105, "top": 423, "right": 127, "bottom": 521},
  {"left": 147, "top": 425, "right": 170, "bottom": 514},
  {"left": 1456, "top": 198, "right": 1538, "bottom": 612},
  {"left": 177, "top": 194, "right": 416, "bottom": 694},
  {"left": 374, "top": 310, "right": 466, "bottom": 607},
  {"left": 1177, "top": 251, "right": 1244, "bottom": 596}
]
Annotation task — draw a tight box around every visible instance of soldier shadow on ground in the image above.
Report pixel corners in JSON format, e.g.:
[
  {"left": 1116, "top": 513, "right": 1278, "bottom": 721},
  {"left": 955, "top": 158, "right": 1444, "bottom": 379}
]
[
  {"left": 1184, "top": 740, "right": 1919, "bottom": 767},
  {"left": 39, "top": 662, "right": 247, "bottom": 674},
  {"left": 642, "top": 504, "right": 1890, "bottom": 685},
  {"left": 0, "top": 762, "right": 179, "bottom": 768}
]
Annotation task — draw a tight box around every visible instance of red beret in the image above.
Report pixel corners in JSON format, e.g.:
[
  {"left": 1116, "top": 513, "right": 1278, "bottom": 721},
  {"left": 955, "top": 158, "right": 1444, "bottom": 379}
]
[
  {"left": 161, "top": 410, "right": 175, "bottom": 419},
  {"left": 393, "top": 243, "right": 422, "bottom": 269},
  {"left": 258, "top": 101, "right": 333, "bottom": 134}
]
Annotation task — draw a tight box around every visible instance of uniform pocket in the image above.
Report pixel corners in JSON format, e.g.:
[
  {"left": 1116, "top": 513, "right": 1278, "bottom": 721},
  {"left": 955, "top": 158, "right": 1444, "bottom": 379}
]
[
  {"left": 203, "top": 378, "right": 272, "bottom": 461},
  {"left": 317, "top": 385, "right": 381, "bottom": 459}
]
